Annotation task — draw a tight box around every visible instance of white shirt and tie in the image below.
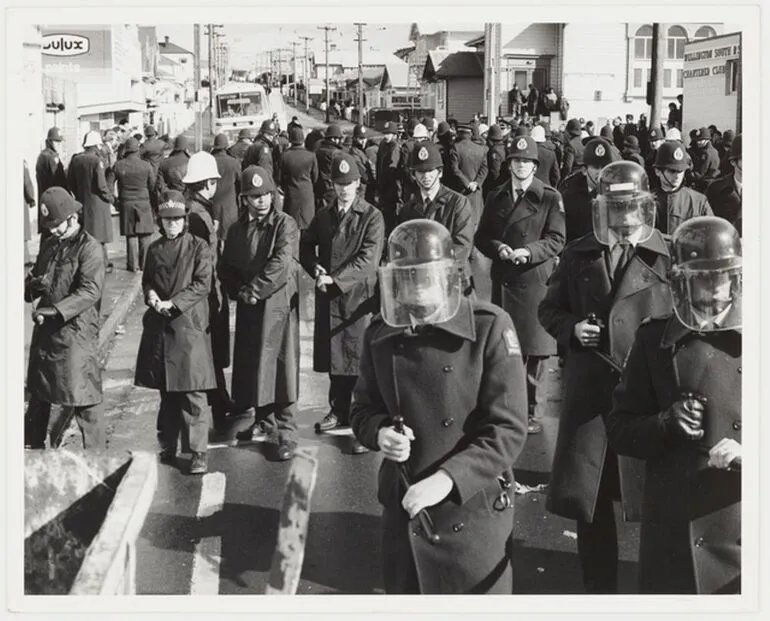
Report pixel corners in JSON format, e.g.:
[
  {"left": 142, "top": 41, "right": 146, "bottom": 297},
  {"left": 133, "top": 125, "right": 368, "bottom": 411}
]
[
  {"left": 418, "top": 184, "right": 441, "bottom": 216},
  {"left": 606, "top": 228, "right": 644, "bottom": 283}
]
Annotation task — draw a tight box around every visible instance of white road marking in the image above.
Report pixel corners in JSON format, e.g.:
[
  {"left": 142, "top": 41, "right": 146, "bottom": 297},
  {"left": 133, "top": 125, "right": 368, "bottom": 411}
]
[{"left": 190, "top": 472, "right": 226, "bottom": 595}]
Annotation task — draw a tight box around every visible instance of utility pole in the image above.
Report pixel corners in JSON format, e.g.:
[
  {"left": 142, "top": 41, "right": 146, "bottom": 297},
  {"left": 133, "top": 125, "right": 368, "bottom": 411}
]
[
  {"left": 299, "top": 36, "right": 312, "bottom": 112},
  {"left": 354, "top": 23, "right": 366, "bottom": 124},
  {"left": 290, "top": 41, "right": 299, "bottom": 108},
  {"left": 194, "top": 24, "right": 202, "bottom": 152},
  {"left": 204, "top": 24, "right": 223, "bottom": 136},
  {"left": 318, "top": 25, "right": 337, "bottom": 123},
  {"left": 650, "top": 23, "right": 665, "bottom": 135},
  {"left": 483, "top": 23, "right": 501, "bottom": 124}
]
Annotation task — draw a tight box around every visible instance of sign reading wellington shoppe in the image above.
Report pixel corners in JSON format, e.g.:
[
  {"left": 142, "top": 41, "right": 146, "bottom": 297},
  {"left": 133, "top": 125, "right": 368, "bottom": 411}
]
[{"left": 42, "top": 34, "right": 90, "bottom": 57}]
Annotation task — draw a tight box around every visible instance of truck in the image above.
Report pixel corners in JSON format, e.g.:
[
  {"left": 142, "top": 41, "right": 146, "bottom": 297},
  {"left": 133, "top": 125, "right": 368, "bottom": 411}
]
[{"left": 681, "top": 32, "right": 742, "bottom": 139}]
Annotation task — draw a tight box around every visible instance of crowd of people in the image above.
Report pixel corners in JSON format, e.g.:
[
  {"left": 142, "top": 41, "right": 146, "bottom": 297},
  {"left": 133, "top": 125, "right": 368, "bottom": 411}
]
[{"left": 24, "top": 99, "right": 742, "bottom": 595}]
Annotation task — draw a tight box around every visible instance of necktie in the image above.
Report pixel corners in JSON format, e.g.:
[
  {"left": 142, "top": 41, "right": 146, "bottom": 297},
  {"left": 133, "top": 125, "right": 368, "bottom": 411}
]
[
  {"left": 613, "top": 241, "right": 633, "bottom": 283},
  {"left": 515, "top": 189, "right": 524, "bottom": 205}
]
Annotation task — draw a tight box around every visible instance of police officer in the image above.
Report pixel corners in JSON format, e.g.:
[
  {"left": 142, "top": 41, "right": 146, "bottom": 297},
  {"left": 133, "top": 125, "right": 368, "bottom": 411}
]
[
  {"left": 113, "top": 137, "right": 155, "bottom": 272},
  {"left": 135, "top": 190, "right": 217, "bottom": 475},
  {"left": 447, "top": 124, "right": 488, "bottom": 233},
  {"left": 607, "top": 216, "right": 742, "bottom": 594},
  {"left": 210, "top": 133, "right": 242, "bottom": 246},
  {"left": 156, "top": 135, "right": 191, "bottom": 199},
  {"left": 531, "top": 125, "right": 560, "bottom": 188},
  {"left": 350, "top": 219, "right": 529, "bottom": 594},
  {"left": 314, "top": 123, "right": 345, "bottom": 212},
  {"left": 243, "top": 119, "right": 280, "bottom": 182},
  {"left": 718, "top": 129, "right": 736, "bottom": 176},
  {"left": 280, "top": 126, "right": 319, "bottom": 231},
  {"left": 182, "top": 152, "right": 232, "bottom": 429},
  {"left": 349, "top": 124, "right": 376, "bottom": 203},
  {"left": 35, "top": 127, "right": 68, "bottom": 238},
  {"left": 644, "top": 126, "right": 665, "bottom": 181},
  {"left": 376, "top": 121, "right": 404, "bottom": 234},
  {"left": 67, "top": 131, "right": 114, "bottom": 273},
  {"left": 300, "top": 151, "right": 385, "bottom": 452},
  {"left": 706, "top": 134, "right": 742, "bottom": 235},
  {"left": 219, "top": 167, "right": 301, "bottom": 461},
  {"left": 688, "top": 126, "right": 721, "bottom": 193},
  {"left": 557, "top": 137, "right": 618, "bottom": 243},
  {"left": 539, "top": 161, "right": 673, "bottom": 593},
  {"left": 140, "top": 124, "right": 166, "bottom": 177},
  {"left": 229, "top": 128, "right": 254, "bottom": 163},
  {"left": 561, "top": 118, "right": 585, "bottom": 179},
  {"left": 482, "top": 124, "right": 507, "bottom": 200},
  {"left": 398, "top": 142, "right": 474, "bottom": 295},
  {"left": 25, "top": 187, "right": 106, "bottom": 450},
  {"left": 400, "top": 122, "right": 430, "bottom": 204},
  {"left": 24, "top": 161, "right": 35, "bottom": 265},
  {"left": 477, "top": 135, "right": 566, "bottom": 435},
  {"left": 653, "top": 141, "right": 713, "bottom": 235}
]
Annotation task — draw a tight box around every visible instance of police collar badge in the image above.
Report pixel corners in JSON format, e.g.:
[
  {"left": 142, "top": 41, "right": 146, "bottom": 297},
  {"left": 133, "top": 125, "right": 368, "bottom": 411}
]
[
  {"left": 517, "top": 138, "right": 527, "bottom": 150},
  {"left": 339, "top": 160, "right": 350, "bottom": 174},
  {"left": 252, "top": 174, "right": 263, "bottom": 187},
  {"left": 418, "top": 147, "right": 429, "bottom": 161}
]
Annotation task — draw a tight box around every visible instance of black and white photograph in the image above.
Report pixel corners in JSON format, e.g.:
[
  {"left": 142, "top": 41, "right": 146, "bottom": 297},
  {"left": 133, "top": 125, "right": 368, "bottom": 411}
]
[{"left": 4, "top": 2, "right": 766, "bottom": 617}]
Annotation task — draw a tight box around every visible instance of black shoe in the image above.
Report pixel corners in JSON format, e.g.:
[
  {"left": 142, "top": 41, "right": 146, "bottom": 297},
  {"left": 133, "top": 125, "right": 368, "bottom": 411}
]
[
  {"left": 351, "top": 440, "right": 370, "bottom": 455},
  {"left": 273, "top": 440, "right": 297, "bottom": 462},
  {"left": 527, "top": 417, "right": 543, "bottom": 435},
  {"left": 314, "top": 412, "right": 340, "bottom": 433},
  {"left": 159, "top": 448, "right": 176, "bottom": 465},
  {"left": 235, "top": 421, "right": 271, "bottom": 443},
  {"left": 189, "top": 452, "right": 208, "bottom": 475}
]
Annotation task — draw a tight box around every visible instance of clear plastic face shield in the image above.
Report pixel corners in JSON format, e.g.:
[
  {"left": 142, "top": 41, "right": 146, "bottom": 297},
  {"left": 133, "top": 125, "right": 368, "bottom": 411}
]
[
  {"left": 671, "top": 262, "right": 742, "bottom": 331},
  {"left": 379, "top": 258, "right": 462, "bottom": 328},
  {"left": 592, "top": 192, "right": 656, "bottom": 245}
]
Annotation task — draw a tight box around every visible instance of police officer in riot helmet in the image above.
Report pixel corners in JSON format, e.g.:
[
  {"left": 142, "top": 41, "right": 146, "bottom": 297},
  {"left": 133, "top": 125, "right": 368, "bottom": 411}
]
[
  {"left": 540, "top": 160, "right": 673, "bottom": 593},
  {"left": 351, "top": 219, "right": 528, "bottom": 594},
  {"left": 607, "top": 215, "right": 741, "bottom": 594}
]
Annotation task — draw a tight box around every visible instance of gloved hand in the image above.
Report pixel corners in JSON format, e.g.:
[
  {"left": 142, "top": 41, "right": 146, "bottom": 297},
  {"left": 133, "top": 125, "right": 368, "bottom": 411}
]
[
  {"left": 659, "top": 394, "right": 705, "bottom": 441},
  {"left": 32, "top": 306, "right": 59, "bottom": 325},
  {"left": 238, "top": 286, "right": 258, "bottom": 305}
]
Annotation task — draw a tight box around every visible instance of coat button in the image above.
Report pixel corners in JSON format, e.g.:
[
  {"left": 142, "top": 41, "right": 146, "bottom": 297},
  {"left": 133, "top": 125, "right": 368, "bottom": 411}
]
[
  {"left": 521, "top": 232, "right": 527, "bottom": 238},
  {"left": 443, "top": 365, "right": 453, "bottom": 372},
  {"left": 412, "top": 529, "right": 419, "bottom": 537},
  {"left": 694, "top": 536, "right": 705, "bottom": 548},
  {"left": 733, "top": 421, "right": 742, "bottom": 431},
  {"left": 441, "top": 418, "right": 455, "bottom": 428},
  {"left": 452, "top": 522, "right": 464, "bottom": 533}
]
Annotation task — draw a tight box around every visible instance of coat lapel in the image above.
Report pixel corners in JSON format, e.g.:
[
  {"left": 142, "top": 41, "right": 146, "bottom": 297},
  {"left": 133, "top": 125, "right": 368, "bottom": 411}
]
[{"left": 613, "top": 232, "right": 670, "bottom": 302}]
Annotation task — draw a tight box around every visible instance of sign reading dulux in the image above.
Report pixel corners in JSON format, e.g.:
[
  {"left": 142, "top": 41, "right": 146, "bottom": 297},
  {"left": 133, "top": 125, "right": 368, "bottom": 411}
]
[{"left": 42, "top": 33, "right": 90, "bottom": 57}]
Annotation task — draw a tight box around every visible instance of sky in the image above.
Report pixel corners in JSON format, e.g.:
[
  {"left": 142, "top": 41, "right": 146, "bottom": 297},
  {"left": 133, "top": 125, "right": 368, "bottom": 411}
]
[{"left": 156, "top": 23, "right": 430, "bottom": 72}]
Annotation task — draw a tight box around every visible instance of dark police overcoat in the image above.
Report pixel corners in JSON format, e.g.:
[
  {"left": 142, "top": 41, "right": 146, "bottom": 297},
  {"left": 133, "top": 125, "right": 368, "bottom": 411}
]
[
  {"left": 300, "top": 196, "right": 384, "bottom": 376},
  {"left": 538, "top": 230, "right": 672, "bottom": 522},
  {"left": 350, "top": 299, "right": 529, "bottom": 594},
  {"left": 25, "top": 227, "right": 105, "bottom": 406},
  {"left": 606, "top": 315, "right": 741, "bottom": 594},
  {"left": 67, "top": 149, "right": 114, "bottom": 243},
  {"left": 218, "top": 209, "right": 300, "bottom": 408},
  {"left": 113, "top": 152, "right": 156, "bottom": 236}
]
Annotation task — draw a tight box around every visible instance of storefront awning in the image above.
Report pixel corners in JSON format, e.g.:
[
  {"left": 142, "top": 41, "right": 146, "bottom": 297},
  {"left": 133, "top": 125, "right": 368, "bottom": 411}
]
[{"left": 78, "top": 100, "right": 146, "bottom": 117}]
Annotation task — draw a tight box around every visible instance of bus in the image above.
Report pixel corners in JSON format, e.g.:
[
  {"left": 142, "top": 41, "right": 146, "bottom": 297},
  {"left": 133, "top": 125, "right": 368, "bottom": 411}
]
[{"left": 213, "top": 82, "right": 287, "bottom": 142}]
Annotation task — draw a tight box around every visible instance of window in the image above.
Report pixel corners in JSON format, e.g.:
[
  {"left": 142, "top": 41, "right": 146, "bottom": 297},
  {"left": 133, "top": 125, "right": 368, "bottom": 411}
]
[
  {"left": 694, "top": 26, "right": 717, "bottom": 40},
  {"left": 676, "top": 69, "right": 683, "bottom": 88},
  {"left": 664, "top": 69, "right": 672, "bottom": 88},
  {"left": 634, "top": 25, "right": 653, "bottom": 59},
  {"left": 667, "top": 26, "right": 687, "bottom": 60},
  {"left": 633, "top": 68, "right": 642, "bottom": 88},
  {"left": 726, "top": 59, "right": 740, "bottom": 94},
  {"left": 216, "top": 92, "right": 264, "bottom": 118}
]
